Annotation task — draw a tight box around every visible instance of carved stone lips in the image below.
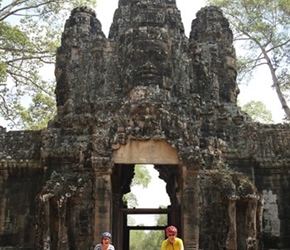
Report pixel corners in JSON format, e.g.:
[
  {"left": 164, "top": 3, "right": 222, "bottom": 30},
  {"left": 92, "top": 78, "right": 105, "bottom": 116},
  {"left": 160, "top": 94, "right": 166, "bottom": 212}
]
[
  {"left": 136, "top": 69, "right": 161, "bottom": 78},
  {"left": 136, "top": 63, "right": 160, "bottom": 77}
]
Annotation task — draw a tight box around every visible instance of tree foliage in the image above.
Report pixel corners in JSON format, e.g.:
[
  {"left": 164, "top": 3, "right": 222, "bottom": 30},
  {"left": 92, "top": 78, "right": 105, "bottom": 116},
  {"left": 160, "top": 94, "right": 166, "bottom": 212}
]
[
  {"left": 131, "top": 229, "right": 164, "bottom": 250},
  {"left": 206, "top": 0, "right": 290, "bottom": 120},
  {"left": 129, "top": 214, "right": 167, "bottom": 250},
  {"left": 13, "top": 89, "right": 56, "bottom": 129},
  {"left": 241, "top": 100, "right": 274, "bottom": 123},
  {"left": 131, "top": 164, "right": 152, "bottom": 188},
  {"left": 0, "top": 0, "right": 97, "bottom": 129},
  {"left": 123, "top": 164, "right": 152, "bottom": 208}
]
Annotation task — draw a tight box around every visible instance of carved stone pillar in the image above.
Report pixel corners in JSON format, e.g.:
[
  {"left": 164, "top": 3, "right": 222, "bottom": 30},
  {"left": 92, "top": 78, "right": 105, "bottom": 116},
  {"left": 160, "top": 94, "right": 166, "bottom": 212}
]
[
  {"left": 226, "top": 200, "right": 237, "bottom": 250},
  {"left": 57, "top": 199, "right": 69, "bottom": 249},
  {"left": 256, "top": 197, "right": 264, "bottom": 248},
  {"left": 245, "top": 199, "right": 258, "bottom": 250},
  {"left": 43, "top": 201, "right": 51, "bottom": 250},
  {"left": 183, "top": 167, "right": 199, "bottom": 250},
  {"left": 0, "top": 162, "right": 8, "bottom": 235},
  {"left": 93, "top": 166, "right": 113, "bottom": 243}
]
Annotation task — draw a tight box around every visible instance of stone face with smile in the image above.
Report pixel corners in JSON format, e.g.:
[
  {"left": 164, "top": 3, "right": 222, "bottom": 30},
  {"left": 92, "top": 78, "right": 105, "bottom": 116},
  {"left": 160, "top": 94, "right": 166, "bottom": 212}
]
[
  {"left": 112, "top": 1, "right": 174, "bottom": 94},
  {"left": 123, "top": 27, "right": 172, "bottom": 89}
]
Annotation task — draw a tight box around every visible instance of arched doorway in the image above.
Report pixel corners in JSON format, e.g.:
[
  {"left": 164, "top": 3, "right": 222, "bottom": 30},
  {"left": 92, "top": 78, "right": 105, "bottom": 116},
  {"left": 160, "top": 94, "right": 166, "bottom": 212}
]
[
  {"left": 111, "top": 140, "right": 183, "bottom": 249},
  {"left": 111, "top": 164, "right": 182, "bottom": 249}
]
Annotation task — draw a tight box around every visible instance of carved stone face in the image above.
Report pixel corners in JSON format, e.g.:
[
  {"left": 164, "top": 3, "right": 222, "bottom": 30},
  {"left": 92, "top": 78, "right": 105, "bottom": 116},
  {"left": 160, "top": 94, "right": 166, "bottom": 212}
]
[
  {"left": 124, "top": 28, "right": 171, "bottom": 87},
  {"left": 119, "top": 3, "right": 173, "bottom": 91}
]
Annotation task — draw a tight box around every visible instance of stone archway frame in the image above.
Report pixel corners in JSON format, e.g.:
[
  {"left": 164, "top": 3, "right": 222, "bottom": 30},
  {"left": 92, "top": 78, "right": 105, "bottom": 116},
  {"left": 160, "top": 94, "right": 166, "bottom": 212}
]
[
  {"left": 112, "top": 139, "right": 200, "bottom": 249},
  {"left": 112, "top": 139, "right": 180, "bottom": 249}
]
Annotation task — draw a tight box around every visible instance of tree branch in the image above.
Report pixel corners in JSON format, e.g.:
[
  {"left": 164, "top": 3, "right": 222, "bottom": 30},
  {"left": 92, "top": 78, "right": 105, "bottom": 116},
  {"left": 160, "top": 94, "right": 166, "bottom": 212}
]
[
  {"left": 0, "top": 0, "right": 58, "bottom": 21},
  {"left": 6, "top": 69, "right": 52, "bottom": 95}
]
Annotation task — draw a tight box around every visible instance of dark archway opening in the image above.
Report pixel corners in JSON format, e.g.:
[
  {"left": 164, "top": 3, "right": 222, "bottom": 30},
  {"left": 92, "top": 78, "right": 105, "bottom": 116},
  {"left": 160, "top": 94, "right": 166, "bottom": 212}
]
[{"left": 111, "top": 164, "right": 182, "bottom": 250}]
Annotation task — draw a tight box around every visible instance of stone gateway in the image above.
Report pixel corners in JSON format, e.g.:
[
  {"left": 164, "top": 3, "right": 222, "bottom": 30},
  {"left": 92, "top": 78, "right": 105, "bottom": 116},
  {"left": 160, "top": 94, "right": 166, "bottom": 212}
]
[{"left": 0, "top": 1, "right": 290, "bottom": 249}]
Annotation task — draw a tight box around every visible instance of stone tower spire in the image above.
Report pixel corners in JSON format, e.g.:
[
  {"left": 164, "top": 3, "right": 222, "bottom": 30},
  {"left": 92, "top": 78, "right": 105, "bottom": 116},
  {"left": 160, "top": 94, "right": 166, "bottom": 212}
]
[
  {"left": 189, "top": 6, "right": 239, "bottom": 103},
  {"left": 54, "top": 7, "right": 106, "bottom": 118},
  {"left": 118, "top": 0, "right": 175, "bottom": 6},
  {"left": 111, "top": 0, "right": 181, "bottom": 39},
  {"left": 108, "top": 0, "right": 186, "bottom": 97}
]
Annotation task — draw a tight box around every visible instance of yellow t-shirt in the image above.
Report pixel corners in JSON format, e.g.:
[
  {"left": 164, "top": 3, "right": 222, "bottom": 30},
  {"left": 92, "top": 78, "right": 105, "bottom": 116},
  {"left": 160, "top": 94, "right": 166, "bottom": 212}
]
[{"left": 161, "top": 237, "right": 184, "bottom": 250}]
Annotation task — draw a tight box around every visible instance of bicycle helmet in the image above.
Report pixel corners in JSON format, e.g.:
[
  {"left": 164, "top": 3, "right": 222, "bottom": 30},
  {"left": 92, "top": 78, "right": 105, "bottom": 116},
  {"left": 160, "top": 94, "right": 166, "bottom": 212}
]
[
  {"left": 166, "top": 225, "right": 178, "bottom": 234},
  {"left": 101, "top": 232, "right": 112, "bottom": 238}
]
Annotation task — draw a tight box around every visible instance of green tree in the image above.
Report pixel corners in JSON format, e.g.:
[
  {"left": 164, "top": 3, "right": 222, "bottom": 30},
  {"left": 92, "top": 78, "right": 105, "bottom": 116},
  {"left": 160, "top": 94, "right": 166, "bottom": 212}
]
[
  {"left": 13, "top": 90, "right": 56, "bottom": 130},
  {"left": 0, "top": 0, "right": 97, "bottom": 129},
  {"left": 241, "top": 100, "right": 274, "bottom": 123},
  {"left": 129, "top": 214, "right": 167, "bottom": 250},
  {"left": 143, "top": 230, "right": 164, "bottom": 250},
  {"left": 130, "top": 230, "right": 148, "bottom": 250},
  {"left": 155, "top": 212, "right": 167, "bottom": 226},
  {"left": 131, "top": 164, "right": 152, "bottom": 188},
  {"left": 206, "top": 0, "right": 290, "bottom": 120},
  {"left": 130, "top": 229, "right": 164, "bottom": 250},
  {"left": 123, "top": 164, "right": 152, "bottom": 207}
]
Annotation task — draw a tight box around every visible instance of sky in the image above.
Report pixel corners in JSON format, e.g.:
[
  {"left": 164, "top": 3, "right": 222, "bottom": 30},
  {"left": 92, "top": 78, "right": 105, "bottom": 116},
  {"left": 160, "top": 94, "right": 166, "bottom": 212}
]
[
  {"left": 95, "top": 0, "right": 285, "bottom": 123},
  {"left": 129, "top": 165, "right": 170, "bottom": 225}
]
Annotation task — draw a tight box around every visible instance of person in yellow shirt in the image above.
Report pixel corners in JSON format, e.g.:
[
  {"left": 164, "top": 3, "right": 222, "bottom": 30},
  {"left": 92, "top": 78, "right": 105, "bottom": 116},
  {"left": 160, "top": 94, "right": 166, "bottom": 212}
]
[{"left": 161, "top": 225, "right": 184, "bottom": 250}]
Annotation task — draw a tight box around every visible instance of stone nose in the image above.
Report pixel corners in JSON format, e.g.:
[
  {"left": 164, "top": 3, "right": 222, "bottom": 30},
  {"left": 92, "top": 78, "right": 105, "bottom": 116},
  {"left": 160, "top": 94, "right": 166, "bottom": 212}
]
[{"left": 143, "top": 62, "right": 156, "bottom": 69}]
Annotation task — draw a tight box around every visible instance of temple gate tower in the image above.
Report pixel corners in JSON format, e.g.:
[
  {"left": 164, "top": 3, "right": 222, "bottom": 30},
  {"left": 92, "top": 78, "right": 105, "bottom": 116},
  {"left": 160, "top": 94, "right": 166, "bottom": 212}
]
[{"left": 1, "top": 1, "right": 290, "bottom": 250}]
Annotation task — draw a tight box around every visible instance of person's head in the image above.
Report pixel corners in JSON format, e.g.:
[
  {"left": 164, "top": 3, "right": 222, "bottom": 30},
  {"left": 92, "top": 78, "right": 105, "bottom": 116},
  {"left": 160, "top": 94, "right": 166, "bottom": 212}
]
[
  {"left": 101, "top": 232, "right": 112, "bottom": 245},
  {"left": 166, "top": 225, "right": 177, "bottom": 242}
]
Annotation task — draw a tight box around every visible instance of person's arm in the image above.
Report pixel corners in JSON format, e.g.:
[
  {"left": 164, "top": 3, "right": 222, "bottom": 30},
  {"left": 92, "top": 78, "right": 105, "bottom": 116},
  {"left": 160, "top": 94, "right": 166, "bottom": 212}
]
[
  {"left": 178, "top": 238, "right": 184, "bottom": 250},
  {"left": 94, "top": 243, "right": 101, "bottom": 250},
  {"left": 181, "top": 241, "right": 184, "bottom": 250}
]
